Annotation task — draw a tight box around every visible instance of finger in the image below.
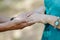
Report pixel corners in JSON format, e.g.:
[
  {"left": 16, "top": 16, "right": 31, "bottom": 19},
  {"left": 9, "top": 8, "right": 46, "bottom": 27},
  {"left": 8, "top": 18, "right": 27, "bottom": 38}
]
[
  {"left": 25, "top": 11, "right": 34, "bottom": 17},
  {"left": 34, "top": 6, "right": 45, "bottom": 14},
  {"left": 28, "top": 21, "right": 37, "bottom": 24},
  {"left": 16, "top": 22, "right": 35, "bottom": 29},
  {"left": 25, "top": 6, "right": 45, "bottom": 16}
]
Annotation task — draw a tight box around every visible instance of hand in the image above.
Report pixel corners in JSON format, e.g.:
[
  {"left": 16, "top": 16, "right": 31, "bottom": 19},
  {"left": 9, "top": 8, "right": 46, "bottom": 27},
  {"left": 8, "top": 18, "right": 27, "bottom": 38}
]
[
  {"left": 28, "top": 13, "right": 47, "bottom": 24},
  {"left": 13, "top": 12, "right": 33, "bottom": 23}
]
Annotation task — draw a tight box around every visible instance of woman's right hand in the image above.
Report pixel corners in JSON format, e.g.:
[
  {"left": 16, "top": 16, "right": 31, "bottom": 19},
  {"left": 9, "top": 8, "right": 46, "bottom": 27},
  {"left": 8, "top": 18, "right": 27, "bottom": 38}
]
[
  {"left": 28, "top": 13, "right": 47, "bottom": 24},
  {"left": 13, "top": 12, "right": 33, "bottom": 24}
]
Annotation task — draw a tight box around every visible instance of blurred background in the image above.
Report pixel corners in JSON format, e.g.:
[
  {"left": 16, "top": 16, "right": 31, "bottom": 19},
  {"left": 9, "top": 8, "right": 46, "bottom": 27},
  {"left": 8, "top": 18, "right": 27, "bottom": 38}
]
[{"left": 0, "top": 0, "right": 45, "bottom": 40}]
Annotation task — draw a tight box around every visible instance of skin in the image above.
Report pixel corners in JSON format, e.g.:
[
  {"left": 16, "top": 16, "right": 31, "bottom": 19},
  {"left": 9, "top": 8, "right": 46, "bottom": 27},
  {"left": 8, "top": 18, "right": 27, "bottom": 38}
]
[
  {"left": 0, "top": 21, "right": 34, "bottom": 32},
  {"left": 0, "top": 10, "right": 60, "bottom": 32},
  {"left": 0, "top": 12, "right": 34, "bottom": 32},
  {"left": 28, "top": 13, "right": 60, "bottom": 29},
  {"left": 0, "top": 6, "right": 45, "bottom": 32}
]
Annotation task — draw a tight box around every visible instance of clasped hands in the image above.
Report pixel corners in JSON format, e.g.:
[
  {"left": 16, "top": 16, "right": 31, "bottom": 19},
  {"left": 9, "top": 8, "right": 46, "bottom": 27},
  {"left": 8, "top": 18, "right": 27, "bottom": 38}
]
[{"left": 13, "top": 12, "right": 46, "bottom": 29}]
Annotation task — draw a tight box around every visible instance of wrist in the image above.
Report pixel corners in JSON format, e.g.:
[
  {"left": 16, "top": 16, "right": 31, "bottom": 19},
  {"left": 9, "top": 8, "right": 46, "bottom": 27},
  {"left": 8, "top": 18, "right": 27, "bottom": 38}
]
[
  {"left": 41, "top": 14, "right": 49, "bottom": 24},
  {"left": 46, "top": 15, "right": 58, "bottom": 25},
  {"left": 54, "top": 17, "right": 60, "bottom": 29}
]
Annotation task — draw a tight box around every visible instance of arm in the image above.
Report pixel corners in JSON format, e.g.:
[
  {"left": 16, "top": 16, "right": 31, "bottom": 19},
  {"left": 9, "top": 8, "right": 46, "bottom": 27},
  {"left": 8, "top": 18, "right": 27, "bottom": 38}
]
[
  {"left": 0, "top": 19, "right": 34, "bottom": 32},
  {"left": 45, "top": 15, "right": 60, "bottom": 29},
  {"left": 0, "top": 19, "right": 23, "bottom": 32},
  {"left": 0, "top": 13, "right": 34, "bottom": 32},
  {"left": 28, "top": 13, "right": 60, "bottom": 29},
  {"left": 0, "top": 16, "right": 10, "bottom": 23}
]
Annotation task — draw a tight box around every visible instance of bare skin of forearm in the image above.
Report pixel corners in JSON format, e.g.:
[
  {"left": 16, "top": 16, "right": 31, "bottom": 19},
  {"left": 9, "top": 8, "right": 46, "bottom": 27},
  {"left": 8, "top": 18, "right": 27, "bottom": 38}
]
[
  {"left": 46, "top": 15, "right": 60, "bottom": 29},
  {"left": 0, "top": 20, "right": 34, "bottom": 32}
]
